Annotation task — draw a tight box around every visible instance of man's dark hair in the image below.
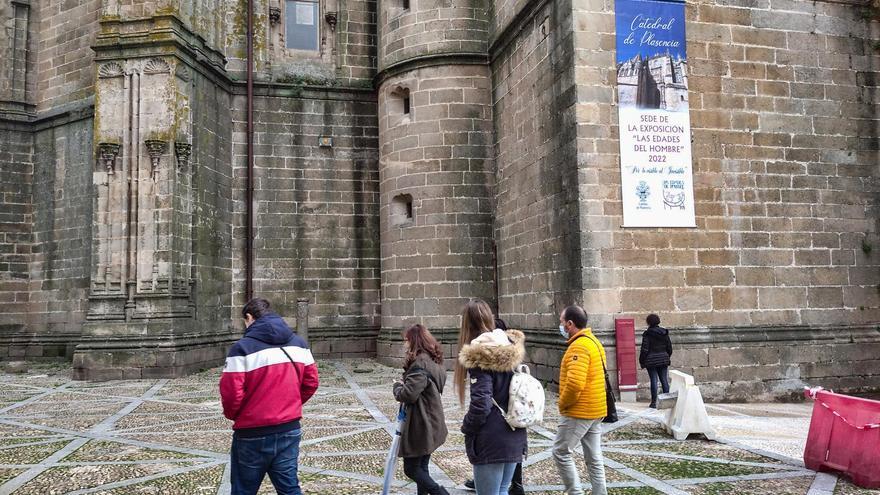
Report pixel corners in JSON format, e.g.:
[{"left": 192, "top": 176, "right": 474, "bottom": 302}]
[
  {"left": 562, "top": 305, "right": 589, "bottom": 329},
  {"left": 242, "top": 298, "right": 272, "bottom": 320},
  {"left": 646, "top": 313, "right": 661, "bottom": 327},
  {"left": 494, "top": 318, "right": 508, "bottom": 331}
]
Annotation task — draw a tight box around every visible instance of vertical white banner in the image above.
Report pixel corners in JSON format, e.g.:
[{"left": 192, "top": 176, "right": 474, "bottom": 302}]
[{"left": 616, "top": 0, "right": 696, "bottom": 228}]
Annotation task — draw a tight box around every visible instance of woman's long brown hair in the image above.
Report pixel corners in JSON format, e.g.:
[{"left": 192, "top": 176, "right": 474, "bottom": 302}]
[
  {"left": 453, "top": 299, "right": 495, "bottom": 405},
  {"left": 402, "top": 324, "right": 443, "bottom": 370}
]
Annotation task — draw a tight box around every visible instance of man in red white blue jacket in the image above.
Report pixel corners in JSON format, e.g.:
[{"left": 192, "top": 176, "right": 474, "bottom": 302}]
[{"left": 220, "top": 298, "right": 319, "bottom": 495}]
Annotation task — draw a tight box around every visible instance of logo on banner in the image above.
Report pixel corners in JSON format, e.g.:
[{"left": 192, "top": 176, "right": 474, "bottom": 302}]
[
  {"left": 662, "top": 180, "right": 685, "bottom": 210},
  {"left": 636, "top": 181, "right": 651, "bottom": 210}
]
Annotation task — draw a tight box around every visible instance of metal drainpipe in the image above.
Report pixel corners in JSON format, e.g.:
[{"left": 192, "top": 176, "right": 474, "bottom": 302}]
[{"left": 245, "top": 0, "right": 255, "bottom": 301}]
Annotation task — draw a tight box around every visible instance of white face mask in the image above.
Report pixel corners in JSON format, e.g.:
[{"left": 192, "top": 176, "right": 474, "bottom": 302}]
[{"left": 559, "top": 325, "right": 568, "bottom": 338}]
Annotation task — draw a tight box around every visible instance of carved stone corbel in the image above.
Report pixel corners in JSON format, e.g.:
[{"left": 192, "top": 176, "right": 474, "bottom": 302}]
[
  {"left": 144, "top": 139, "right": 168, "bottom": 180},
  {"left": 97, "top": 142, "right": 121, "bottom": 175},
  {"left": 325, "top": 11, "right": 338, "bottom": 32},
  {"left": 269, "top": 6, "right": 281, "bottom": 25},
  {"left": 174, "top": 142, "right": 192, "bottom": 170}
]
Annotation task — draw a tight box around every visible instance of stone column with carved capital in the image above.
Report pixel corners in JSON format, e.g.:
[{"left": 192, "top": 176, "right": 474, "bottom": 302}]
[
  {"left": 81, "top": 53, "right": 210, "bottom": 379},
  {"left": 75, "top": 4, "right": 236, "bottom": 381}
]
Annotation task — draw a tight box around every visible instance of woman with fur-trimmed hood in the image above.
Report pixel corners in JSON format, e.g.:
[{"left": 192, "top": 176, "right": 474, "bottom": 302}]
[{"left": 455, "top": 299, "right": 528, "bottom": 494}]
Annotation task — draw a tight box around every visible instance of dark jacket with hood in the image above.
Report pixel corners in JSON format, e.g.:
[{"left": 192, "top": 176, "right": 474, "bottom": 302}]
[
  {"left": 639, "top": 325, "right": 672, "bottom": 369},
  {"left": 393, "top": 353, "right": 448, "bottom": 458},
  {"left": 220, "top": 313, "right": 320, "bottom": 436},
  {"left": 458, "top": 329, "right": 528, "bottom": 465}
]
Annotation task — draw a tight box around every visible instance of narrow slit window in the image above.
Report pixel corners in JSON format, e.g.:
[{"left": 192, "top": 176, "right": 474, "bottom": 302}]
[
  {"left": 403, "top": 0, "right": 410, "bottom": 9},
  {"left": 391, "top": 194, "right": 414, "bottom": 226},
  {"left": 286, "top": 0, "right": 319, "bottom": 51},
  {"left": 389, "top": 86, "right": 411, "bottom": 122}
]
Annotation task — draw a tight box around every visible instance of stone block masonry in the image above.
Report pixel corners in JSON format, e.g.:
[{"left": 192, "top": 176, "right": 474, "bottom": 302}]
[
  {"left": 230, "top": 87, "right": 382, "bottom": 343},
  {"left": 491, "top": 0, "right": 583, "bottom": 333},
  {"left": 30, "top": 118, "right": 95, "bottom": 348},
  {"left": 0, "top": 126, "right": 34, "bottom": 353},
  {"left": 375, "top": 0, "right": 495, "bottom": 364},
  {"left": 378, "top": 64, "right": 496, "bottom": 344},
  {"left": 336, "top": 0, "right": 379, "bottom": 83},
  {"left": 491, "top": 0, "right": 879, "bottom": 400},
  {"left": 34, "top": 0, "right": 101, "bottom": 112},
  {"left": 378, "top": 0, "right": 490, "bottom": 70},
  {"left": 575, "top": 0, "right": 879, "bottom": 331},
  {"left": 0, "top": 1, "right": 34, "bottom": 107}
]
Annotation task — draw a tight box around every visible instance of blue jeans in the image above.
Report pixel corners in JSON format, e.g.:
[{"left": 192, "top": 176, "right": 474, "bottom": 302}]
[
  {"left": 231, "top": 429, "right": 303, "bottom": 495},
  {"left": 473, "top": 462, "right": 516, "bottom": 495},
  {"left": 648, "top": 366, "right": 669, "bottom": 404}
]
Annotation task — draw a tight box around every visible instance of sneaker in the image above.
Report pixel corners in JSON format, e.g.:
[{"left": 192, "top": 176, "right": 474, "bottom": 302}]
[
  {"left": 649, "top": 402, "right": 657, "bottom": 409},
  {"left": 464, "top": 479, "right": 475, "bottom": 491}
]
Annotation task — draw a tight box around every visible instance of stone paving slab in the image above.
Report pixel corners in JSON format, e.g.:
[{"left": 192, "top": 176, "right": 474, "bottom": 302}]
[{"left": 0, "top": 360, "right": 877, "bottom": 494}]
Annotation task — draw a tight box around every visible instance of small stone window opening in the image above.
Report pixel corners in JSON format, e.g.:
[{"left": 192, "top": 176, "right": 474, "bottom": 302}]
[
  {"left": 391, "top": 194, "right": 414, "bottom": 226},
  {"left": 389, "top": 86, "right": 412, "bottom": 124},
  {"left": 403, "top": 0, "right": 410, "bottom": 10},
  {"left": 286, "top": 0, "right": 320, "bottom": 51}
]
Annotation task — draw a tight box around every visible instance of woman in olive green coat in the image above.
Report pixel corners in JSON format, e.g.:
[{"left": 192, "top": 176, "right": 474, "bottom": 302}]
[{"left": 393, "top": 324, "right": 449, "bottom": 495}]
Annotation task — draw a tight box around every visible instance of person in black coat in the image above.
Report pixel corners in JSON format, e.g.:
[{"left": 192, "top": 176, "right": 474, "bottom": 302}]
[
  {"left": 639, "top": 314, "right": 673, "bottom": 408},
  {"left": 463, "top": 318, "right": 525, "bottom": 495},
  {"left": 454, "top": 299, "right": 527, "bottom": 495}
]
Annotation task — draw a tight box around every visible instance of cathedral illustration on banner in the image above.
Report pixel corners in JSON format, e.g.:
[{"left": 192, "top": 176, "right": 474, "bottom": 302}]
[{"left": 616, "top": 51, "right": 688, "bottom": 111}]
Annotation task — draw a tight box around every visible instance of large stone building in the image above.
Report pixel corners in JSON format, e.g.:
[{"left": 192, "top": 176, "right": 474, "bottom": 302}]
[
  {"left": 617, "top": 52, "right": 689, "bottom": 110},
  {"left": 1, "top": 0, "right": 878, "bottom": 399}
]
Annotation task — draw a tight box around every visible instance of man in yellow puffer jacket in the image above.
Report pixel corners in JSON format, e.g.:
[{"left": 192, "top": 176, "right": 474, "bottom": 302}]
[{"left": 553, "top": 305, "right": 607, "bottom": 495}]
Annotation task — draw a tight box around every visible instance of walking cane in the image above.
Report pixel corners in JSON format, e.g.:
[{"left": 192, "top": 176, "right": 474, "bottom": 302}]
[{"left": 381, "top": 404, "right": 406, "bottom": 495}]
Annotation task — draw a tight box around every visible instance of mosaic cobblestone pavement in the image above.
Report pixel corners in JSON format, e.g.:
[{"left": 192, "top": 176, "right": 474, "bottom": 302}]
[{"left": 0, "top": 360, "right": 877, "bottom": 495}]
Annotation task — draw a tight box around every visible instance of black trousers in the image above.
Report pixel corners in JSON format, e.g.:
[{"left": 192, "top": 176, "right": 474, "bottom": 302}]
[
  {"left": 403, "top": 455, "right": 442, "bottom": 495},
  {"left": 511, "top": 461, "right": 523, "bottom": 486}
]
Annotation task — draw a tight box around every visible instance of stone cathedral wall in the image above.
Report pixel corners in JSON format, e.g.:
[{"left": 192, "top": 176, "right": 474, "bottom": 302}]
[
  {"left": 224, "top": 0, "right": 384, "bottom": 356},
  {"left": 0, "top": 0, "right": 103, "bottom": 359},
  {"left": 494, "top": 0, "right": 880, "bottom": 400},
  {"left": 230, "top": 88, "right": 383, "bottom": 357},
  {"left": 0, "top": 125, "right": 35, "bottom": 356},
  {"left": 0, "top": 0, "right": 877, "bottom": 396}
]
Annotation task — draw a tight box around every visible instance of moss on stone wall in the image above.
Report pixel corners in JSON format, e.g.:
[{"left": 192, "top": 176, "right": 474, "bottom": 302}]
[{"left": 274, "top": 61, "right": 338, "bottom": 86}]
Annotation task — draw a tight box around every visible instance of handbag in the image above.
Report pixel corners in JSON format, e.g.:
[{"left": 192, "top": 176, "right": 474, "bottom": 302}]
[{"left": 579, "top": 334, "right": 619, "bottom": 423}]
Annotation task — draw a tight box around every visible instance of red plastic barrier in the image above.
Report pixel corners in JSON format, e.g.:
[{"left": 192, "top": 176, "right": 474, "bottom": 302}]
[{"left": 803, "top": 387, "right": 880, "bottom": 488}]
